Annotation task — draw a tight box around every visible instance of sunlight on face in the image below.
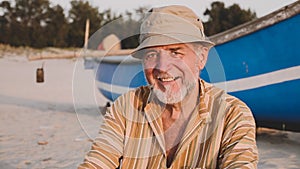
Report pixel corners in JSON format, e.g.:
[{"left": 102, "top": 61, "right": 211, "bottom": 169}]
[{"left": 142, "top": 43, "right": 201, "bottom": 104}]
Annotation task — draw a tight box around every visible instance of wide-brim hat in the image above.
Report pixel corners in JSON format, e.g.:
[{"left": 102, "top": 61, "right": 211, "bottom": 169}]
[{"left": 131, "top": 5, "right": 215, "bottom": 58}]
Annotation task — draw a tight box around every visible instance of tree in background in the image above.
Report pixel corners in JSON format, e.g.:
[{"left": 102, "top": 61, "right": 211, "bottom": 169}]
[
  {"left": 203, "top": 1, "right": 257, "bottom": 36},
  {"left": 10, "top": 0, "right": 52, "bottom": 47},
  {"left": 0, "top": 0, "right": 257, "bottom": 48},
  {"left": 67, "top": 0, "right": 102, "bottom": 47},
  {"left": 0, "top": 0, "right": 69, "bottom": 48},
  {"left": 0, "top": 1, "right": 13, "bottom": 44},
  {"left": 44, "top": 4, "right": 69, "bottom": 47}
]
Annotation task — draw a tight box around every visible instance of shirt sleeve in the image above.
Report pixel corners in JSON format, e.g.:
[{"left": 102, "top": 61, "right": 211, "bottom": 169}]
[
  {"left": 218, "top": 99, "right": 259, "bottom": 169},
  {"left": 78, "top": 100, "right": 125, "bottom": 169}
]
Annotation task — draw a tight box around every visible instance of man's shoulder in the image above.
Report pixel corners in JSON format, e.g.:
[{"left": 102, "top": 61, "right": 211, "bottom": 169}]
[
  {"left": 202, "top": 80, "right": 255, "bottom": 127},
  {"left": 123, "top": 85, "right": 151, "bottom": 98},
  {"left": 202, "top": 80, "right": 243, "bottom": 99},
  {"left": 201, "top": 80, "right": 250, "bottom": 110}
]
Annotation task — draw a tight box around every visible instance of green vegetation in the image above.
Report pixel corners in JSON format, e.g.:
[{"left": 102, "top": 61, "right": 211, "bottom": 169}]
[
  {"left": 203, "top": 2, "right": 257, "bottom": 36},
  {"left": 0, "top": 0, "right": 256, "bottom": 49}
]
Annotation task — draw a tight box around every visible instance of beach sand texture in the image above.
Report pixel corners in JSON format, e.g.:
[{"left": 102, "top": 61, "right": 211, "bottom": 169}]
[{"left": 0, "top": 51, "right": 299, "bottom": 168}]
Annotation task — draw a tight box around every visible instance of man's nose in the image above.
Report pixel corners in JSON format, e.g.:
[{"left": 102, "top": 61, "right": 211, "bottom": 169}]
[{"left": 156, "top": 50, "right": 171, "bottom": 72}]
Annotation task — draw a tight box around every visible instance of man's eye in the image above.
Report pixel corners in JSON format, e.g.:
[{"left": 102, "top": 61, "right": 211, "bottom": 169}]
[
  {"left": 145, "top": 52, "right": 158, "bottom": 60},
  {"left": 170, "top": 51, "right": 182, "bottom": 58},
  {"left": 171, "top": 51, "right": 178, "bottom": 55}
]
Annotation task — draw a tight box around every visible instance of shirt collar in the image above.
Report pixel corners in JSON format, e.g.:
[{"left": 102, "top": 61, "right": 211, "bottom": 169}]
[{"left": 144, "top": 79, "right": 212, "bottom": 123}]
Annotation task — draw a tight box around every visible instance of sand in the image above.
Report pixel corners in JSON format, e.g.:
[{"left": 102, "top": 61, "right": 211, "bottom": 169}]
[{"left": 0, "top": 52, "right": 299, "bottom": 168}]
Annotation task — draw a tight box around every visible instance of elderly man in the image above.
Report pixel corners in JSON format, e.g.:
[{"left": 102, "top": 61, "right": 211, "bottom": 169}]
[{"left": 79, "top": 5, "right": 258, "bottom": 169}]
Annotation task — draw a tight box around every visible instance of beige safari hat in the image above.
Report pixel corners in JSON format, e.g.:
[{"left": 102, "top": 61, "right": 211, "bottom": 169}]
[{"left": 132, "top": 5, "right": 215, "bottom": 58}]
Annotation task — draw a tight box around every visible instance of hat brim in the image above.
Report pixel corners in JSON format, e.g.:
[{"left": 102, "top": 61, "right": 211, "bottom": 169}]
[{"left": 131, "top": 33, "right": 215, "bottom": 58}]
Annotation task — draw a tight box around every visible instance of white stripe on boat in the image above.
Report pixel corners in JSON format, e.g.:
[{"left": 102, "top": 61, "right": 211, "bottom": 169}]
[
  {"left": 97, "top": 65, "right": 300, "bottom": 95},
  {"left": 215, "top": 65, "right": 300, "bottom": 92}
]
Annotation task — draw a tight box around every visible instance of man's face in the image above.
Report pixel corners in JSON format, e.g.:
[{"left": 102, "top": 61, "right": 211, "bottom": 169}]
[{"left": 142, "top": 43, "right": 204, "bottom": 104}]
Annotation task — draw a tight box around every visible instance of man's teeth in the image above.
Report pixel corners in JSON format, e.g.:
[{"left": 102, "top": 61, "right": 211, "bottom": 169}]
[{"left": 157, "top": 77, "right": 179, "bottom": 82}]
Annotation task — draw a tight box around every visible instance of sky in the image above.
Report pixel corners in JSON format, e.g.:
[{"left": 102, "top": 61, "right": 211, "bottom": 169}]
[{"left": 49, "top": 0, "right": 298, "bottom": 20}]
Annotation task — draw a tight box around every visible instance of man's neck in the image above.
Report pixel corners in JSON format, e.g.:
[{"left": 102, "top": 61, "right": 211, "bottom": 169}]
[{"left": 165, "top": 81, "right": 200, "bottom": 120}]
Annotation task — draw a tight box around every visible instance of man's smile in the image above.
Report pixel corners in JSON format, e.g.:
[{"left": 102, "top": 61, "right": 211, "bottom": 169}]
[{"left": 156, "top": 75, "right": 180, "bottom": 82}]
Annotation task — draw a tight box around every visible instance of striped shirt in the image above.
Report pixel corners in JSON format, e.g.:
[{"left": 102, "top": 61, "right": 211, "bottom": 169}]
[{"left": 78, "top": 80, "right": 258, "bottom": 169}]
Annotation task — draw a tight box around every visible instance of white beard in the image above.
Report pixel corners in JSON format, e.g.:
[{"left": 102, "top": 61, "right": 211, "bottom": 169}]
[{"left": 153, "top": 80, "right": 196, "bottom": 104}]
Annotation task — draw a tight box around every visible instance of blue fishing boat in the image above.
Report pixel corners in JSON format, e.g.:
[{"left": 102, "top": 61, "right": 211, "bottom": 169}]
[{"left": 84, "top": 1, "right": 300, "bottom": 131}]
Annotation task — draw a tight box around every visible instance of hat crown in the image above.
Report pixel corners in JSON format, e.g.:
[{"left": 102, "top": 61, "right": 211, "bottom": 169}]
[
  {"left": 140, "top": 5, "right": 205, "bottom": 42},
  {"left": 150, "top": 5, "right": 204, "bottom": 30},
  {"left": 131, "top": 5, "right": 214, "bottom": 58}
]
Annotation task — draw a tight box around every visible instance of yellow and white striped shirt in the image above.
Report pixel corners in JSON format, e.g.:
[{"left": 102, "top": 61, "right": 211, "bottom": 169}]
[{"left": 78, "top": 80, "right": 258, "bottom": 169}]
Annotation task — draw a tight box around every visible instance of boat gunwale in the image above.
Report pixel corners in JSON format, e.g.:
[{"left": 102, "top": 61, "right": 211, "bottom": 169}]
[{"left": 209, "top": 1, "right": 300, "bottom": 45}]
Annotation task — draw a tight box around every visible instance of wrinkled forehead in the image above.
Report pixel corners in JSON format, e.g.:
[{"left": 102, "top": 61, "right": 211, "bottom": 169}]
[{"left": 136, "top": 43, "right": 201, "bottom": 56}]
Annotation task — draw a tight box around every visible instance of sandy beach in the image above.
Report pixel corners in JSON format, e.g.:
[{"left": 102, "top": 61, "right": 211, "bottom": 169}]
[{"left": 0, "top": 50, "right": 299, "bottom": 169}]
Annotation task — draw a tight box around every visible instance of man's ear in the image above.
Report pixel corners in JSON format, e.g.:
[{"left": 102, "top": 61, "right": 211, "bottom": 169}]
[{"left": 198, "top": 47, "right": 209, "bottom": 70}]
